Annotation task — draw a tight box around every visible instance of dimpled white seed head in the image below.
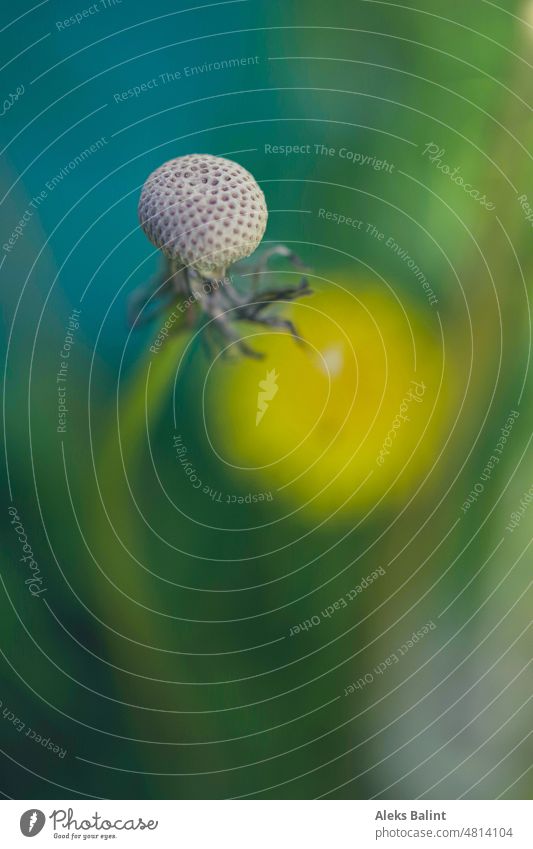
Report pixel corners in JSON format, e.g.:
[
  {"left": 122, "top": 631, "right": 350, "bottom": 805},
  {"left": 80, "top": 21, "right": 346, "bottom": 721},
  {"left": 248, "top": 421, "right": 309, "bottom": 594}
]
[{"left": 138, "top": 154, "right": 268, "bottom": 278}]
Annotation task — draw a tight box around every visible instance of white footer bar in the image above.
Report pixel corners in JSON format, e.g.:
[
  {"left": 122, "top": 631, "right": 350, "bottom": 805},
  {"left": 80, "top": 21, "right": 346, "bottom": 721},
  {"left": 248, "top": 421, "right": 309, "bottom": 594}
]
[{"left": 1, "top": 799, "right": 532, "bottom": 847}]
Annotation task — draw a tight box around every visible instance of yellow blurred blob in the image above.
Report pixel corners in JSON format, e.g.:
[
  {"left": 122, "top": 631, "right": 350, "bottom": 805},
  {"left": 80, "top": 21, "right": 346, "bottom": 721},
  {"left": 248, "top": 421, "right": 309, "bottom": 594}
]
[{"left": 204, "top": 282, "right": 449, "bottom": 517}]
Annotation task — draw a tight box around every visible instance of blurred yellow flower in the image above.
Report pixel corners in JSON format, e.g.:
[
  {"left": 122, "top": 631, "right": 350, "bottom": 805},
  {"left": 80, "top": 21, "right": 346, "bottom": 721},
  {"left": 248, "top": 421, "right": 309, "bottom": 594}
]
[{"left": 204, "top": 280, "right": 451, "bottom": 519}]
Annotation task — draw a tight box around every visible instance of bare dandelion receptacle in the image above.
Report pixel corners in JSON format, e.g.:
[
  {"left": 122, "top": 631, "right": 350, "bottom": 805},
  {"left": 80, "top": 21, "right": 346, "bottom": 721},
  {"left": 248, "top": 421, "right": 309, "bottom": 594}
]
[{"left": 131, "top": 153, "right": 311, "bottom": 357}]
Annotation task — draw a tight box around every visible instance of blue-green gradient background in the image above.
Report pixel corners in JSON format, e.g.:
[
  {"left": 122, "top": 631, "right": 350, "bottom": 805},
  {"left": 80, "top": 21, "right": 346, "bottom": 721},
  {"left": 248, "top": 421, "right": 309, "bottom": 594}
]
[{"left": 1, "top": 0, "right": 532, "bottom": 799}]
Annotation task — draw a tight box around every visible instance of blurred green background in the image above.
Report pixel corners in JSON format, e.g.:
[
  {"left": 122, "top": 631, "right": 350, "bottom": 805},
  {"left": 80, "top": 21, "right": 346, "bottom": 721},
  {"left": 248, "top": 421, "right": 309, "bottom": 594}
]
[{"left": 1, "top": 0, "right": 532, "bottom": 799}]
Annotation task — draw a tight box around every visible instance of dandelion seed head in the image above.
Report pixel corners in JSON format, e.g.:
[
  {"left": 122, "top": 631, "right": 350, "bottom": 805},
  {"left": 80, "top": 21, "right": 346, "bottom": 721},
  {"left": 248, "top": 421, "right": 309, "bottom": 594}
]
[{"left": 138, "top": 154, "right": 268, "bottom": 277}]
